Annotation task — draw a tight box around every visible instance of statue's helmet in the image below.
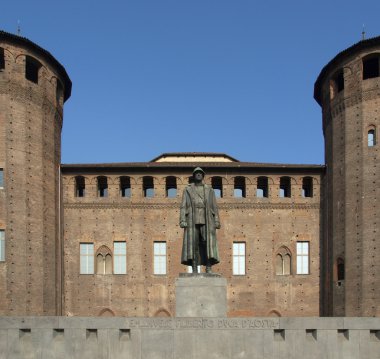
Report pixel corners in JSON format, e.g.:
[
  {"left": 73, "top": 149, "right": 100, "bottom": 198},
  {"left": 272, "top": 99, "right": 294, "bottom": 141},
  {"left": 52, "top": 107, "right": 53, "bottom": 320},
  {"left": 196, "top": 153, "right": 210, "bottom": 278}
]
[{"left": 193, "top": 167, "right": 205, "bottom": 175}]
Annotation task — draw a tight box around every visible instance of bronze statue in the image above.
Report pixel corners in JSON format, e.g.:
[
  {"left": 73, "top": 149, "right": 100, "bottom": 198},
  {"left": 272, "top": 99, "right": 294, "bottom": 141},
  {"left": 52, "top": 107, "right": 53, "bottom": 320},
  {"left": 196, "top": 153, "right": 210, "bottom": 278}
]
[{"left": 179, "top": 167, "right": 221, "bottom": 273}]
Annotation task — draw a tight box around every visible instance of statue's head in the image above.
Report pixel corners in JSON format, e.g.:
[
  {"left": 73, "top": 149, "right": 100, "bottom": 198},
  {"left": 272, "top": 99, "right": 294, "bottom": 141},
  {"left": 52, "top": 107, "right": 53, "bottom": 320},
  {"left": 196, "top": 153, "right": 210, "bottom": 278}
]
[{"left": 193, "top": 167, "right": 205, "bottom": 182}]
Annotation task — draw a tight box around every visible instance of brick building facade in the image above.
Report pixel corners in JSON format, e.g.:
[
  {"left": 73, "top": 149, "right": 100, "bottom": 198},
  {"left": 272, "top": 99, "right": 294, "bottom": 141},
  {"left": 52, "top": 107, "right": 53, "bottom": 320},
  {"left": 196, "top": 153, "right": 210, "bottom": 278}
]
[{"left": 0, "top": 30, "right": 378, "bottom": 317}]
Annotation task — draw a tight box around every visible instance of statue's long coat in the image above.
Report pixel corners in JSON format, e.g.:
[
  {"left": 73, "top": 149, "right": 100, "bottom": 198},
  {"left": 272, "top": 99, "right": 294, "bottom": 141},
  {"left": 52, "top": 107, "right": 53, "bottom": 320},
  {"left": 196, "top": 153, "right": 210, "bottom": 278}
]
[{"left": 179, "top": 184, "right": 220, "bottom": 265}]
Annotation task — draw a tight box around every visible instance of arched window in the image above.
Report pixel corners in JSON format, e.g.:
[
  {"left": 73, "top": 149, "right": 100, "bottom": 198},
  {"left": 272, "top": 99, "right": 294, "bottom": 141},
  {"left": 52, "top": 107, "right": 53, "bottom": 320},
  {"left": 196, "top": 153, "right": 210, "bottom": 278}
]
[
  {"left": 143, "top": 176, "right": 154, "bottom": 197},
  {"left": 75, "top": 176, "right": 85, "bottom": 197},
  {"left": 363, "top": 54, "right": 380, "bottom": 80},
  {"left": 330, "top": 69, "right": 344, "bottom": 99},
  {"left": 0, "top": 47, "right": 4, "bottom": 70},
  {"left": 166, "top": 176, "right": 177, "bottom": 198},
  {"left": 275, "top": 247, "right": 291, "bottom": 275},
  {"left": 302, "top": 177, "right": 313, "bottom": 198},
  {"left": 96, "top": 246, "right": 112, "bottom": 275},
  {"left": 368, "top": 129, "right": 376, "bottom": 147},
  {"left": 25, "top": 55, "right": 42, "bottom": 84},
  {"left": 97, "top": 176, "right": 108, "bottom": 197},
  {"left": 211, "top": 177, "right": 223, "bottom": 198},
  {"left": 120, "top": 176, "right": 131, "bottom": 197},
  {"left": 234, "top": 177, "right": 246, "bottom": 198},
  {"left": 279, "top": 177, "right": 291, "bottom": 198},
  {"left": 257, "top": 176, "right": 268, "bottom": 198}
]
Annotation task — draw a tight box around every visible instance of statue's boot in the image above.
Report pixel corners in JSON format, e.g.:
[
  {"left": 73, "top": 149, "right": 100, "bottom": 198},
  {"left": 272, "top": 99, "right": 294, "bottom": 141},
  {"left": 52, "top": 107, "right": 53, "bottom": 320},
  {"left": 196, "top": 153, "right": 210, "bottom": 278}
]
[
  {"left": 205, "top": 265, "right": 212, "bottom": 273},
  {"left": 192, "top": 264, "right": 198, "bottom": 273}
]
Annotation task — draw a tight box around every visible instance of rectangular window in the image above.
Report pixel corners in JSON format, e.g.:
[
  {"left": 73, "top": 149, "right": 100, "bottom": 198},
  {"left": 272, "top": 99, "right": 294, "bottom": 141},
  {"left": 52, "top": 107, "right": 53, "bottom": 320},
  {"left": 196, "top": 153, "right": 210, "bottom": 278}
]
[
  {"left": 0, "top": 230, "right": 4, "bottom": 261},
  {"left": 297, "top": 241, "right": 309, "bottom": 274},
  {"left": 233, "top": 242, "right": 246, "bottom": 275},
  {"left": 80, "top": 243, "right": 94, "bottom": 274},
  {"left": 0, "top": 169, "right": 3, "bottom": 188},
  {"left": 154, "top": 242, "right": 166, "bottom": 275},
  {"left": 114, "top": 242, "right": 127, "bottom": 274}
]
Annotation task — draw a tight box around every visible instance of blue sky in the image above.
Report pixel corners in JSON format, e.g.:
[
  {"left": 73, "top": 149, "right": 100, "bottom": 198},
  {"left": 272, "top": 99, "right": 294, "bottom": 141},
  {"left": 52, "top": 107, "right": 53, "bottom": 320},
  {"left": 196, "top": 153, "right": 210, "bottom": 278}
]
[{"left": 2, "top": 0, "right": 380, "bottom": 164}]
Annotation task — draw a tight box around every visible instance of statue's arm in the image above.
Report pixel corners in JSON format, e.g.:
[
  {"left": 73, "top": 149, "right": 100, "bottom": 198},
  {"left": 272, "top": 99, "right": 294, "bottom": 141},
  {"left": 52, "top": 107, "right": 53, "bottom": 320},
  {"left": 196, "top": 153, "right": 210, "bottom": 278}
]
[
  {"left": 211, "top": 189, "right": 221, "bottom": 229},
  {"left": 179, "top": 190, "right": 188, "bottom": 228}
]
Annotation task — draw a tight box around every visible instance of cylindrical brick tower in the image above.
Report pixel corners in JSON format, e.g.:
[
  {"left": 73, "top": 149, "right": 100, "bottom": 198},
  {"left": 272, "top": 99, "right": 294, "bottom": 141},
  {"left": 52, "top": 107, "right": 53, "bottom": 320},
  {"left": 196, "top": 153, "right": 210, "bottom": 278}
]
[
  {"left": 0, "top": 31, "right": 71, "bottom": 315},
  {"left": 315, "top": 37, "right": 380, "bottom": 316}
]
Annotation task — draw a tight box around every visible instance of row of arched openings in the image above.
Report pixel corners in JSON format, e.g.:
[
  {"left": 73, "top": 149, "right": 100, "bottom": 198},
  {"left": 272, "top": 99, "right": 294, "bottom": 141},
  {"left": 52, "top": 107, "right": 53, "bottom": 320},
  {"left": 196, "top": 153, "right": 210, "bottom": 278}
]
[
  {"left": 0, "top": 47, "right": 63, "bottom": 103},
  {"left": 74, "top": 175, "right": 314, "bottom": 199}
]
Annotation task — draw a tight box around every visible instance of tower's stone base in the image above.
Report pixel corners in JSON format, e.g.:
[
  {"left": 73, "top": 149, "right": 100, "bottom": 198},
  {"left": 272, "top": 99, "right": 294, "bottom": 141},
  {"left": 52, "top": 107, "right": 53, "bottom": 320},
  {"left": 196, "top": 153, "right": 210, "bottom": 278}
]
[{"left": 175, "top": 273, "right": 227, "bottom": 317}]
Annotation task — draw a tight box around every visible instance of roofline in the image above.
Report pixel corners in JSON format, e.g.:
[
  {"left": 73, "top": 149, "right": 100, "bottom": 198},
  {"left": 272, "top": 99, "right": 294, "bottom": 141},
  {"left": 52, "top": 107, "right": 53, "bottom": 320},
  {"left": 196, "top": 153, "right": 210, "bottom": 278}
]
[
  {"left": 150, "top": 152, "right": 239, "bottom": 162},
  {"left": 314, "top": 35, "right": 380, "bottom": 106},
  {"left": 0, "top": 30, "right": 72, "bottom": 101},
  {"left": 61, "top": 161, "right": 325, "bottom": 173}
]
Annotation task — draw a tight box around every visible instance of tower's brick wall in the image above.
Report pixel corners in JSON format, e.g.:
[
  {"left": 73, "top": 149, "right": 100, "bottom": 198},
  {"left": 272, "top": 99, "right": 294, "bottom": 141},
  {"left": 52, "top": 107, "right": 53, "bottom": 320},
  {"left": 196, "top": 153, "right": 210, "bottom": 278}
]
[
  {"left": 0, "top": 35, "right": 70, "bottom": 315},
  {"left": 316, "top": 43, "right": 380, "bottom": 316}
]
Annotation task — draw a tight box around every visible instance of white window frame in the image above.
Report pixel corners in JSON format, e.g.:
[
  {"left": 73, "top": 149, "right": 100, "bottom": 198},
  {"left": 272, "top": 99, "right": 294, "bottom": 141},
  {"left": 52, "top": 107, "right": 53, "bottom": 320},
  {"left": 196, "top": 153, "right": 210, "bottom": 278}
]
[
  {"left": 296, "top": 241, "right": 309, "bottom": 274},
  {"left": 233, "top": 242, "right": 246, "bottom": 275},
  {"left": 80, "top": 243, "right": 94, "bottom": 274},
  {"left": 154, "top": 242, "right": 167, "bottom": 275},
  {"left": 0, "top": 230, "right": 4, "bottom": 261},
  {"left": 114, "top": 242, "right": 127, "bottom": 274}
]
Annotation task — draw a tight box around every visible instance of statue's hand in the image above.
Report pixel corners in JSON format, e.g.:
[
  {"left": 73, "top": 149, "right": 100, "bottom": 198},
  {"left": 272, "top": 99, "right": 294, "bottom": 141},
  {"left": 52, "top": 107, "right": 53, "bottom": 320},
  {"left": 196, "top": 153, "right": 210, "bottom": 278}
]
[
  {"left": 215, "top": 222, "right": 221, "bottom": 229},
  {"left": 180, "top": 221, "right": 188, "bottom": 228}
]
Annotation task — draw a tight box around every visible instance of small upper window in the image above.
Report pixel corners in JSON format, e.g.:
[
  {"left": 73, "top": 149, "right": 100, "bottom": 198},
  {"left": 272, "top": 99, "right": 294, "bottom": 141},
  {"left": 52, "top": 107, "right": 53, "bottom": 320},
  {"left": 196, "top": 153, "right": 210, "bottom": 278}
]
[
  {"left": 25, "top": 56, "right": 42, "bottom": 84},
  {"left": 166, "top": 176, "right": 177, "bottom": 198},
  {"left": 97, "top": 176, "right": 108, "bottom": 197},
  {"left": 0, "top": 48, "right": 5, "bottom": 70},
  {"left": 330, "top": 70, "right": 344, "bottom": 100},
  {"left": 302, "top": 177, "right": 313, "bottom": 198},
  {"left": 211, "top": 177, "right": 223, "bottom": 198},
  {"left": 143, "top": 176, "right": 154, "bottom": 197},
  {"left": 363, "top": 55, "right": 380, "bottom": 80},
  {"left": 120, "top": 176, "right": 131, "bottom": 197},
  {"left": 368, "top": 129, "right": 376, "bottom": 147},
  {"left": 279, "top": 177, "right": 291, "bottom": 198},
  {"left": 234, "top": 177, "right": 246, "bottom": 198},
  {"left": 257, "top": 176, "right": 268, "bottom": 198},
  {"left": 75, "top": 176, "right": 85, "bottom": 197}
]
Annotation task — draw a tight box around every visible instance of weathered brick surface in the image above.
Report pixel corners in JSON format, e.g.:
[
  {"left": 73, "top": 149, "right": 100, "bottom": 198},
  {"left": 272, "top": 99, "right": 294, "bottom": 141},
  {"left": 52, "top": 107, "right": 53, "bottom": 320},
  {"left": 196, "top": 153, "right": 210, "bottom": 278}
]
[
  {"left": 62, "top": 169, "right": 321, "bottom": 317},
  {"left": 0, "top": 38, "right": 68, "bottom": 315},
  {"left": 316, "top": 46, "right": 380, "bottom": 316}
]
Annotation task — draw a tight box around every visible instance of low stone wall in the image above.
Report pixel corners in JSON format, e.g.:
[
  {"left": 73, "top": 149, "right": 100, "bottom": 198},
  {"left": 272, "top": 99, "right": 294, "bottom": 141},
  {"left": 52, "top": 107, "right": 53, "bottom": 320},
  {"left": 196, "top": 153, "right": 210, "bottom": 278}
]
[{"left": 0, "top": 317, "right": 379, "bottom": 358}]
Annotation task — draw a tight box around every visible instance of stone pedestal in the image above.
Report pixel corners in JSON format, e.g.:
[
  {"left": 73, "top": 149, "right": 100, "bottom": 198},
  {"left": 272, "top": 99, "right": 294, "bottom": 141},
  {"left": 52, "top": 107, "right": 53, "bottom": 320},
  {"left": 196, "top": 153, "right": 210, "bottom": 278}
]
[{"left": 175, "top": 273, "right": 227, "bottom": 317}]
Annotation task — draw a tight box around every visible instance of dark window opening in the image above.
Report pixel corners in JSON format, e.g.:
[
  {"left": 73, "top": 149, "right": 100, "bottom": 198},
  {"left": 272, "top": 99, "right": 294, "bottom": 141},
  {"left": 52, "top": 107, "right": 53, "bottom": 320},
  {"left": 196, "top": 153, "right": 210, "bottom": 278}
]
[
  {"left": 97, "top": 176, "right": 108, "bottom": 197},
  {"left": 0, "top": 48, "right": 4, "bottom": 70},
  {"left": 166, "top": 176, "right": 177, "bottom": 198},
  {"left": 25, "top": 56, "right": 41, "bottom": 84},
  {"left": 363, "top": 56, "right": 380, "bottom": 80},
  {"left": 211, "top": 177, "right": 223, "bottom": 198},
  {"left": 330, "top": 70, "right": 344, "bottom": 99},
  {"left": 279, "top": 177, "right": 291, "bottom": 198},
  {"left": 234, "top": 177, "right": 246, "bottom": 198},
  {"left": 75, "top": 176, "right": 85, "bottom": 197},
  {"left": 143, "top": 176, "right": 154, "bottom": 197},
  {"left": 257, "top": 176, "right": 268, "bottom": 198},
  {"left": 120, "top": 176, "right": 131, "bottom": 197},
  {"left": 302, "top": 177, "right": 313, "bottom": 198},
  {"left": 337, "top": 258, "right": 344, "bottom": 282},
  {"left": 368, "top": 129, "right": 376, "bottom": 147}
]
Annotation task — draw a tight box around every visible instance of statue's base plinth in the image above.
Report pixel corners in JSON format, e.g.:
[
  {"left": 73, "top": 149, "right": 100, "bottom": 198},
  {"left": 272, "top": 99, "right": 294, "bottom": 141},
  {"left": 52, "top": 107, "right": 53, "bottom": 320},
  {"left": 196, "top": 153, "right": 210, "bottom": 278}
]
[{"left": 175, "top": 273, "right": 227, "bottom": 317}]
